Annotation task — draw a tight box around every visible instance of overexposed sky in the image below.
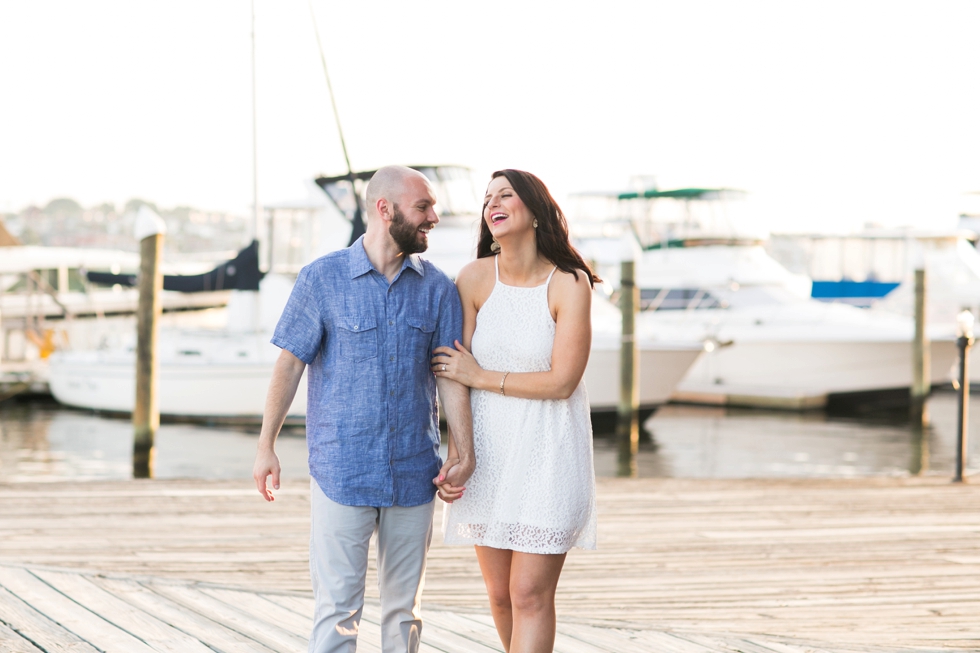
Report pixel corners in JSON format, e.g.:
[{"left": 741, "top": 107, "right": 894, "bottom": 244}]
[{"left": 2, "top": 1, "right": 979, "bottom": 232}]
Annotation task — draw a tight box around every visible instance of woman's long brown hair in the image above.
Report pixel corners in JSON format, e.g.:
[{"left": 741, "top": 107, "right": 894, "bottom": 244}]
[{"left": 477, "top": 169, "right": 600, "bottom": 287}]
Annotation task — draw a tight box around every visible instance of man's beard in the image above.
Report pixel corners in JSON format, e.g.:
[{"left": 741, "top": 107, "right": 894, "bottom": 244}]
[{"left": 389, "top": 206, "right": 429, "bottom": 255}]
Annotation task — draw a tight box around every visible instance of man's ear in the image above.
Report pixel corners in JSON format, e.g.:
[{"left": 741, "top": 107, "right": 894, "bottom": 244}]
[{"left": 376, "top": 198, "right": 392, "bottom": 222}]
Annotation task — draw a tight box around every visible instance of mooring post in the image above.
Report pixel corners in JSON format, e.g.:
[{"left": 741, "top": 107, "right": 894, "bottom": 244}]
[
  {"left": 955, "top": 310, "right": 974, "bottom": 483},
  {"left": 133, "top": 207, "right": 166, "bottom": 479},
  {"left": 617, "top": 260, "right": 639, "bottom": 478},
  {"left": 911, "top": 269, "right": 930, "bottom": 426}
]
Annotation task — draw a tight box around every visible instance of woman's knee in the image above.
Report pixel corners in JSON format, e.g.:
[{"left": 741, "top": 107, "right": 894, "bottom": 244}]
[
  {"left": 484, "top": 577, "right": 513, "bottom": 610},
  {"left": 509, "top": 582, "right": 552, "bottom": 614}
]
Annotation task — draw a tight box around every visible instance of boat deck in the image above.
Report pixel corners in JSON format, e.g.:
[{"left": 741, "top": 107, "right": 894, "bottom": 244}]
[{"left": 0, "top": 476, "right": 977, "bottom": 651}]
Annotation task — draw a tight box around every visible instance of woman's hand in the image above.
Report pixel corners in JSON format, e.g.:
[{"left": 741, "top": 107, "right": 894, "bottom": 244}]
[
  {"left": 433, "top": 457, "right": 466, "bottom": 503},
  {"left": 431, "top": 340, "right": 486, "bottom": 389}
]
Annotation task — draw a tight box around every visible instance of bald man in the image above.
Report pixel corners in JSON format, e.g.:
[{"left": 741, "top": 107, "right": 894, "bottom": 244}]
[{"left": 253, "top": 166, "right": 475, "bottom": 653}]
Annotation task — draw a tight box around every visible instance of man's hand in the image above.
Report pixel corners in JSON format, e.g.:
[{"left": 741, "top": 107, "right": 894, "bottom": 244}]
[
  {"left": 253, "top": 349, "right": 305, "bottom": 502},
  {"left": 253, "top": 447, "right": 282, "bottom": 502},
  {"left": 432, "top": 456, "right": 475, "bottom": 503}
]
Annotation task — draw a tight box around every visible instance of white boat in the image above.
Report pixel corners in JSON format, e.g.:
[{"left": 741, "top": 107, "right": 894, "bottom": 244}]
[
  {"left": 0, "top": 245, "right": 230, "bottom": 322},
  {"left": 771, "top": 228, "right": 980, "bottom": 381},
  {"left": 49, "top": 271, "right": 703, "bottom": 422},
  {"left": 570, "top": 183, "right": 959, "bottom": 410},
  {"left": 0, "top": 213, "right": 236, "bottom": 395},
  {"left": 49, "top": 167, "right": 704, "bottom": 422}
]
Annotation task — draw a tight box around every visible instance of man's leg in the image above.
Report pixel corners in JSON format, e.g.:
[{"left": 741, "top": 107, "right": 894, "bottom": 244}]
[
  {"left": 375, "top": 500, "right": 435, "bottom": 653},
  {"left": 309, "top": 478, "right": 377, "bottom": 653}
]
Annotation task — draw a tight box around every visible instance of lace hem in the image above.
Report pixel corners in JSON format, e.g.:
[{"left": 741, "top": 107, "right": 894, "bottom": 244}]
[{"left": 444, "top": 520, "right": 596, "bottom": 554}]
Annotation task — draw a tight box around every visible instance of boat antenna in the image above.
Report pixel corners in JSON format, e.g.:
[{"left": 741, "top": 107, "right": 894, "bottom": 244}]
[
  {"left": 309, "top": 0, "right": 365, "bottom": 245},
  {"left": 251, "top": 0, "right": 262, "bottom": 259}
]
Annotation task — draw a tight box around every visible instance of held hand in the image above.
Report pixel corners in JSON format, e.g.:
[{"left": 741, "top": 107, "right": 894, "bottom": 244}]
[
  {"left": 431, "top": 340, "right": 483, "bottom": 388},
  {"left": 433, "top": 457, "right": 471, "bottom": 503},
  {"left": 253, "top": 448, "right": 281, "bottom": 502}
]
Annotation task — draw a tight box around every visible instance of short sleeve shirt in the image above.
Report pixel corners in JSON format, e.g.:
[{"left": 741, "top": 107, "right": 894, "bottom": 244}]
[{"left": 272, "top": 236, "right": 463, "bottom": 507}]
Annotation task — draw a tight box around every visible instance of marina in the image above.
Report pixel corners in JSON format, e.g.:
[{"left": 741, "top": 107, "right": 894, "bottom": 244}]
[{"left": 3, "top": 3, "right": 980, "bottom": 651}]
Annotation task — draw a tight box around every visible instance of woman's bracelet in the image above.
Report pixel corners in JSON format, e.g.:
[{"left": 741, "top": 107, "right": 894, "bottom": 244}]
[{"left": 499, "top": 372, "right": 510, "bottom": 396}]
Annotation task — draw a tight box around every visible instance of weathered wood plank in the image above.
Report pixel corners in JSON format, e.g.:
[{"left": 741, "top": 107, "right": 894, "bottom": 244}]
[
  {"left": 0, "top": 620, "right": 44, "bottom": 653},
  {"left": 0, "top": 586, "right": 101, "bottom": 653},
  {"left": 198, "top": 587, "right": 312, "bottom": 638},
  {"left": 146, "top": 581, "right": 308, "bottom": 652},
  {"left": 30, "top": 569, "right": 214, "bottom": 653},
  {"left": 0, "top": 567, "right": 157, "bottom": 653},
  {"left": 90, "top": 576, "right": 276, "bottom": 653}
]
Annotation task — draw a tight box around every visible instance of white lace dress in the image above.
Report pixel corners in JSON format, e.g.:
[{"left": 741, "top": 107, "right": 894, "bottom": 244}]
[{"left": 443, "top": 258, "right": 597, "bottom": 554}]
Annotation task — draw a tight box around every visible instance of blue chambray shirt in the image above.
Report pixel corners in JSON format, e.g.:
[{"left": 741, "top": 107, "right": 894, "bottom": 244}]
[{"left": 271, "top": 237, "right": 463, "bottom": 508}]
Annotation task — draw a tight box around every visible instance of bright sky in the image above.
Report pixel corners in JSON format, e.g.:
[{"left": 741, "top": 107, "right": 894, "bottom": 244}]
[{"left": 2, "top": 1, "right": 979, "bottom": 233}]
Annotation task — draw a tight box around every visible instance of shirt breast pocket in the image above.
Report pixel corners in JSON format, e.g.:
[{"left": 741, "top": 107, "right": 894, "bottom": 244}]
[
  {"left": 337, "top": 317, "right": 378, "bottom": 363},
  {"left": 406, "top": 315, "right": 436, "bottom": 362}
]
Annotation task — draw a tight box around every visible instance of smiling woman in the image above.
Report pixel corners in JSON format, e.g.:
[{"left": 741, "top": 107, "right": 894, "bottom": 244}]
[{"left": 431, "top": 169, "right": 602, "bottom": 652}]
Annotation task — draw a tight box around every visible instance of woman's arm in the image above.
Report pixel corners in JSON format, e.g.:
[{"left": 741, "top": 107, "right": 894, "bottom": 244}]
[{"left": 432, "top": 269, "right": 592, "bottom": 401}]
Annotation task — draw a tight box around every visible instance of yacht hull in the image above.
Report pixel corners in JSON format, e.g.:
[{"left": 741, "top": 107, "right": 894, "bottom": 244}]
[
  {"left": 671, "top": 338, "right": 959, "bottom": 410},
  {"left": 49, "top": 342, "right": 701, "bottom": 422}
]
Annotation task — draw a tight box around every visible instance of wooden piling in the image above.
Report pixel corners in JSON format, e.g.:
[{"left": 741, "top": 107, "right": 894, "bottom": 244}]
[
  {"left": 911, "top": 268, "right": 929, "bottom": 426},
  {"left": 616, "top": 260, "right": 639, "bottom": 477},
  {"left": 955, "top": 334, "right": 972, "bottom": 482},
  {"left": 133, "top": 213, "right": 165, "bottom": 478}
]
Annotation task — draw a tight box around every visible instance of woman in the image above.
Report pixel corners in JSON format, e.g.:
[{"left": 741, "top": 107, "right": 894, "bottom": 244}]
[{"left": 431, "top": 169, "right": 599, "bottom": 653}]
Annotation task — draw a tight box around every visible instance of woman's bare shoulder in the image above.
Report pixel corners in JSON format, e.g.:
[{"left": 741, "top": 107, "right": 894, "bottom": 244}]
[
  {"left": 456, "top": 257, "right": 496, "bottom": 300},
  {"left": 551, "top": 267, "right": 593, "bottom": 297}
]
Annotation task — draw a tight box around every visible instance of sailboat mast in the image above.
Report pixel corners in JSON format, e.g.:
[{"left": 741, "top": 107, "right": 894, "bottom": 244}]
[
  {"left": 309, "top": 0, "right": 365, "bottom": 244},
  {"left": 251, "top": 0, "right": 262, "bottom": 253}
]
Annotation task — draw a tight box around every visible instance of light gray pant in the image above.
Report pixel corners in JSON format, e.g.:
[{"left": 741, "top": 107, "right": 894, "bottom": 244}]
[{"left": 308, "top": 478, "right": 435, "bottom": 653}]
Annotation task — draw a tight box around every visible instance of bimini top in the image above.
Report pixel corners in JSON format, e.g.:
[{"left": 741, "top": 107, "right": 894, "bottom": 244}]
[{"left": 571, "top": 187, "right": 745, "bottom": 202}]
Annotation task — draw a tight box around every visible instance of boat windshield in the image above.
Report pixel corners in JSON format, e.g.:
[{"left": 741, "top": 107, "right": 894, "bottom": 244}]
[
  {"left": 415, "top": 166, "right": 480, "bottom": 217},
  {"left": 638, "top": 288, "right": 726, "bottom": 311}
]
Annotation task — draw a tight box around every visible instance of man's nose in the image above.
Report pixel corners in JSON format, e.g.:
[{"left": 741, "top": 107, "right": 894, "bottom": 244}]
[{"left": 427, "top": 206, "right": 440, "bottom": 224}]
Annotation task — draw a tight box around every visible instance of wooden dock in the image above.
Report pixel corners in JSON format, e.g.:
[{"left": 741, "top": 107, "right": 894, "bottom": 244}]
[{"left": 0, "top": 476, "right": 977, "bottom": 651}]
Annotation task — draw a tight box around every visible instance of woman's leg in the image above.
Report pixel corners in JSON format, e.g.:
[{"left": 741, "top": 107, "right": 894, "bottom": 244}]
[
  {"left": 508, "top": 551, "right": 566, "bottom": 653},
  {"left": 475, "top": 546, "right": 515, "bottom": 650}
]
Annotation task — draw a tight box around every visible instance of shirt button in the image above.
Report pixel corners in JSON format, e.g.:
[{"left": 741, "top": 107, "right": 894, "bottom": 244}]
[
  {"left": 353, "top": 325, "right": 359, "bottom": 330},
  {"left": 389, "top": 390, "right": 395, "bottom": 396},
  {"left": 389, "top": 320, "right": 394, "bottom": 326},
  {"left": 389, "top": 355, "right": 395, "bottom": 361},
  {"left": 390, "top": 426, "right": 395, "bottom": 432}
]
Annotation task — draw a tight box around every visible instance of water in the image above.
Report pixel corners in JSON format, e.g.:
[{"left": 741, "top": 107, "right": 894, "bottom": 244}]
[{"left": 1, "top": 394, "right": 977, "bottom": 482}]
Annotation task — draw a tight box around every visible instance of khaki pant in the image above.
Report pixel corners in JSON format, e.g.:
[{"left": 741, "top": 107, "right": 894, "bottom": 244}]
[{"left": 308, "top": 478, "right": 435, "bottom": 653}]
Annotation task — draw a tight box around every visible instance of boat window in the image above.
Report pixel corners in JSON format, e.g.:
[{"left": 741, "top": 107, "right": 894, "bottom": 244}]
[
  {"left": 639, "top": 288, "right": 725, "bottom": 311},
  {"left": 68, "top": 268, "right": 87, "bottom": 292},
  {"left": 417, "top": 166, "right": 479, "bottom": 217}
]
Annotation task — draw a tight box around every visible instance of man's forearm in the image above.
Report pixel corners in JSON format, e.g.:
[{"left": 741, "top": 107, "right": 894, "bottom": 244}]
[
  {"left": 436, "top": 377, "right": 474, "bottom": 465},
  {"left": 258, "top": 352, "right": 306, "bottom": 451}
]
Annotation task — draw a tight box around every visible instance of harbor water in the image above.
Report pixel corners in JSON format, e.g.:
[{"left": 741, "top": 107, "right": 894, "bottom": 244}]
[{"left": 1, "top": 393, "right": 976, "bottom": 482}]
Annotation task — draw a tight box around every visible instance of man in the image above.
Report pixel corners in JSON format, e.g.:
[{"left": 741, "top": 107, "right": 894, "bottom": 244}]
[{"left": 252, "top": 165, "right": 475, "bottom": 653}]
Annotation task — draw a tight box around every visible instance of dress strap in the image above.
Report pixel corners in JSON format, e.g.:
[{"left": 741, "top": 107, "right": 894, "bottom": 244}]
[
  {"left": 545, "top": 266, "right": 558, "bottom": 286},
  {"left": 494, "top": 255, "right": 500, "bottom": 281}
]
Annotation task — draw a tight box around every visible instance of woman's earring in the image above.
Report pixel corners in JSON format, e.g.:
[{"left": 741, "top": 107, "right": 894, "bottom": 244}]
[
  {"left": 490, "top": 239, "right": 501, "bottom": 253},
  {"left": 532, "top": 219, "right": 539, "bottom": 228}
]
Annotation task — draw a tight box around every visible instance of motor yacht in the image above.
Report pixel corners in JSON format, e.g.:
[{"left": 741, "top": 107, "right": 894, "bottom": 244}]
[{"left": 570, "top": 182, "right": 958, "bottom": 411}]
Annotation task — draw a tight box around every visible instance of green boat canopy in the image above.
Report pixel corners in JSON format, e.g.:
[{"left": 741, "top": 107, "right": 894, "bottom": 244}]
[{"left": 616, "top": 187, "right": 734, "bottom": 200}]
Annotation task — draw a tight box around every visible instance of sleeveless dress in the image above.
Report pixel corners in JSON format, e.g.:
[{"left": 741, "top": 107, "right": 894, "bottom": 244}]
[{"left": 443, "top": 257, "right": 597, "bottom": 554}]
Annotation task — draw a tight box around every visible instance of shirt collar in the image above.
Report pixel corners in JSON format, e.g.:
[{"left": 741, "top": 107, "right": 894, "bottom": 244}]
[{"left": 348, "top": 236, "right": 425, "bottom": 279}]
